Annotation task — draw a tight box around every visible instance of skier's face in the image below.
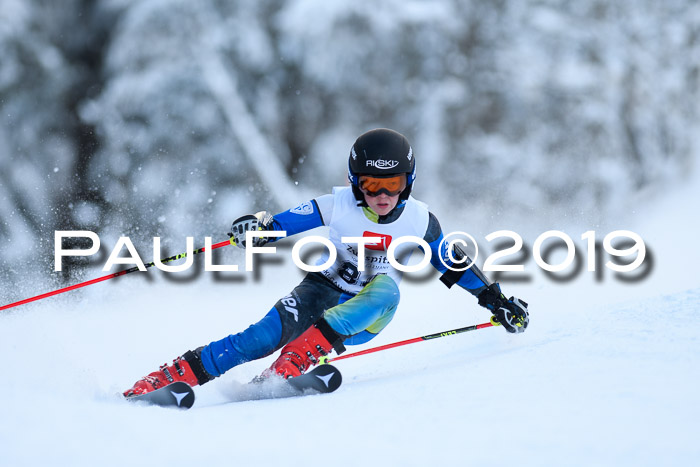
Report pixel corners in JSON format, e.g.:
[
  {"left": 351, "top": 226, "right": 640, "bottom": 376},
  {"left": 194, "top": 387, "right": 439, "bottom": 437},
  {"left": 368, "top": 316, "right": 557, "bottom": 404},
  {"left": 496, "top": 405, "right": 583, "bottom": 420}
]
[{"left": 364, "top": 192, "right": 400, "bottom": 216}]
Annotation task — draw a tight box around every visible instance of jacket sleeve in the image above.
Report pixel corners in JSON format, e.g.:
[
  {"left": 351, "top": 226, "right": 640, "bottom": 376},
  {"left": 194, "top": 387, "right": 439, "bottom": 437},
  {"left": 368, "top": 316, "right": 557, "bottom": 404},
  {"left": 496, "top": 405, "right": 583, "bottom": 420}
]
[
  {"left": 424, "top": 212, "right": 491, "bottom": 296},
  {"left": 268, "top": 196, "right": 333, "bottom": 238}
]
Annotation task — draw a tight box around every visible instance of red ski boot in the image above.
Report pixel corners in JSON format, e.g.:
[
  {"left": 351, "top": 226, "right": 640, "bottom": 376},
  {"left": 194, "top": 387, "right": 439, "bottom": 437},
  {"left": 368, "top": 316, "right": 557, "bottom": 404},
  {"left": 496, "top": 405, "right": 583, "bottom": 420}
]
[
  {"left": 123, "top": 349, "right": 213, "bottom": 397},
  {"left": 267, "top": 319, "right": 345, "bottom": 379}
]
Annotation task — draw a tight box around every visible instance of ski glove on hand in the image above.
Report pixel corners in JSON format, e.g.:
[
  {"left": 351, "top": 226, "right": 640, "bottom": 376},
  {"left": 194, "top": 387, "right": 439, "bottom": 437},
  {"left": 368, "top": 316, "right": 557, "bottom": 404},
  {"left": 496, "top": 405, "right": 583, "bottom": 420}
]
[
  {"left": 229, "top": 211, "right": 274, "bottom": 248},
  {"left": 477, "top": 283, "right": 529, "bottom": 333}
]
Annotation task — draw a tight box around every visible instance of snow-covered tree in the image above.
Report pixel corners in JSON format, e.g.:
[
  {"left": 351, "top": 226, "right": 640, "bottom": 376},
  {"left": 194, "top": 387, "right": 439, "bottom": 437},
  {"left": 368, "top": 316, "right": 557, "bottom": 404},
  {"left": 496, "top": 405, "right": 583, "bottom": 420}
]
[{"left": 1, "top": 0, "right": 699, "bottom": 295}]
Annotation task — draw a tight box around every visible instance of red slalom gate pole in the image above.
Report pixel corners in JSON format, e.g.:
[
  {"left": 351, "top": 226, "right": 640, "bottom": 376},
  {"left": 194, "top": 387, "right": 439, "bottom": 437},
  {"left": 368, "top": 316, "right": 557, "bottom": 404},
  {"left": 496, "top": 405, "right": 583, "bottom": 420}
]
[
  {"left": 321, "top": 321, "right": 494, "bottom": 364},
  {"left": 0, "top": 239, "right": 232, "bottom": 311}
]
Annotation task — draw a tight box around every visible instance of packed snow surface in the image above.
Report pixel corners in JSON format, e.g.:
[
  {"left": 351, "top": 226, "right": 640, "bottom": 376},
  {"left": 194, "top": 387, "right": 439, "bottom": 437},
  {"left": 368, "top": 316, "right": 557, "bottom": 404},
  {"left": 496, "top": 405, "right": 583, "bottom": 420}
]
[{"left": 2, "top": 178, "right": 699, "bottom": 467}]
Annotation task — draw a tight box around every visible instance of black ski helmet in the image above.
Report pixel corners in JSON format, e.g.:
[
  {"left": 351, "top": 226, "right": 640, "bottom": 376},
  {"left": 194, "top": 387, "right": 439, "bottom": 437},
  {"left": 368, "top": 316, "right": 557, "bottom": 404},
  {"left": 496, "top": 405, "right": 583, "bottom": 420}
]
[{"left": 348, "top": 128, "right": 416, "bottom": 203}]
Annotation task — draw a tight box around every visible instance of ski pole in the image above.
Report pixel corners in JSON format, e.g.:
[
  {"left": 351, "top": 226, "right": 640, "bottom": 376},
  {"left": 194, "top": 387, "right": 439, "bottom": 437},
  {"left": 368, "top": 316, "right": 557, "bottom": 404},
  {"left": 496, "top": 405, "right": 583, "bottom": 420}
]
[
  {"left": 320, "top": 321, "right": 494, "bottom": 364},
  {"left": 0, "top": 239, "right": 232, "bottom": 311}
]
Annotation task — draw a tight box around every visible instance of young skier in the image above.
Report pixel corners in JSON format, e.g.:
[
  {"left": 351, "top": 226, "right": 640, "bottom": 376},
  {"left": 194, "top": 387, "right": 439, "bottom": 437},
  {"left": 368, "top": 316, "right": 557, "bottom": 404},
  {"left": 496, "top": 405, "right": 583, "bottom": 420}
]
[{"left": 123, "top": 128, "right": 529, "bottom": 396}]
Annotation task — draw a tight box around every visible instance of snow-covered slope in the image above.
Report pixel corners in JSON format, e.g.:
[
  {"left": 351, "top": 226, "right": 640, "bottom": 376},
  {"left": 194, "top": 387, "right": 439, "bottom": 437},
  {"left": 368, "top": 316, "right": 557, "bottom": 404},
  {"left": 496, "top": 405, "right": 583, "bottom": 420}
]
[
  {"left": 2, "top": 176, "right": 699, "bottom": 467},
  {"left": 1, "top": 269, "right": 698, "bottom": 466}
]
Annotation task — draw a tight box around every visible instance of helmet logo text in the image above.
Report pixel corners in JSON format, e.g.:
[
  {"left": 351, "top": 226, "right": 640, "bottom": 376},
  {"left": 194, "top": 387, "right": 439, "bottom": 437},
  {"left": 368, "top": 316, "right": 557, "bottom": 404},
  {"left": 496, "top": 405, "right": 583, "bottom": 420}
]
[{"left": 366, "top": 159, "right": 399, "bottom": 169}]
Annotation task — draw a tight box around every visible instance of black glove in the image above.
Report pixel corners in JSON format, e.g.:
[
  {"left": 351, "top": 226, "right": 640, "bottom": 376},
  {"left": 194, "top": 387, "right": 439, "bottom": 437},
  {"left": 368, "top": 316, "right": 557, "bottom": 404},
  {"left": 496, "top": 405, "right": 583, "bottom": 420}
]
[
  {"left": 477, "top": 283, "right": 529, "bottom": 333},
  {"left": 228, "top": 211, "right": 274, "bottom": 249}
]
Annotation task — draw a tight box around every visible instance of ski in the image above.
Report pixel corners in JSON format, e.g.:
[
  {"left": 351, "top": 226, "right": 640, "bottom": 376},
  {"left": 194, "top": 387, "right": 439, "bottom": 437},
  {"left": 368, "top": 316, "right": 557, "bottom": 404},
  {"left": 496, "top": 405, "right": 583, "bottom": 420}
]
[
  {"left": 279, "top": 363, "right": 342, "bottom": 395},
  {"left": 124, "top": 365, "right": 342, "bottom": 409},
  {"left": 233, "top": 364, "right": 343, "bottom": 403},
  {"left": 125, "top": 381, "right": 195, "bottom": 409}
]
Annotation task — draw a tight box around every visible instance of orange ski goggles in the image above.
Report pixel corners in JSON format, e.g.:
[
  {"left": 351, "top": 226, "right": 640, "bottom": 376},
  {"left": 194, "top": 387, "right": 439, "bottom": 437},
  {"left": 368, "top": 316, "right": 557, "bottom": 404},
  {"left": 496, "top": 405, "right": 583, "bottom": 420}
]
[{"left": 358, "top": 174, "right": 407, "bottom": 197}]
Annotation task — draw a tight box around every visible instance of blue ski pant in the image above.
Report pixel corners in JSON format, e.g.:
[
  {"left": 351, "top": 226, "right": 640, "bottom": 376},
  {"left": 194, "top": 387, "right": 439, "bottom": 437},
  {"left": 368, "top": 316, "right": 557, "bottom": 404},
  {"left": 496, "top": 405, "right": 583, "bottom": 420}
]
[{"left": 200, "top": 273, "right": 400, "bottom": 377}]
